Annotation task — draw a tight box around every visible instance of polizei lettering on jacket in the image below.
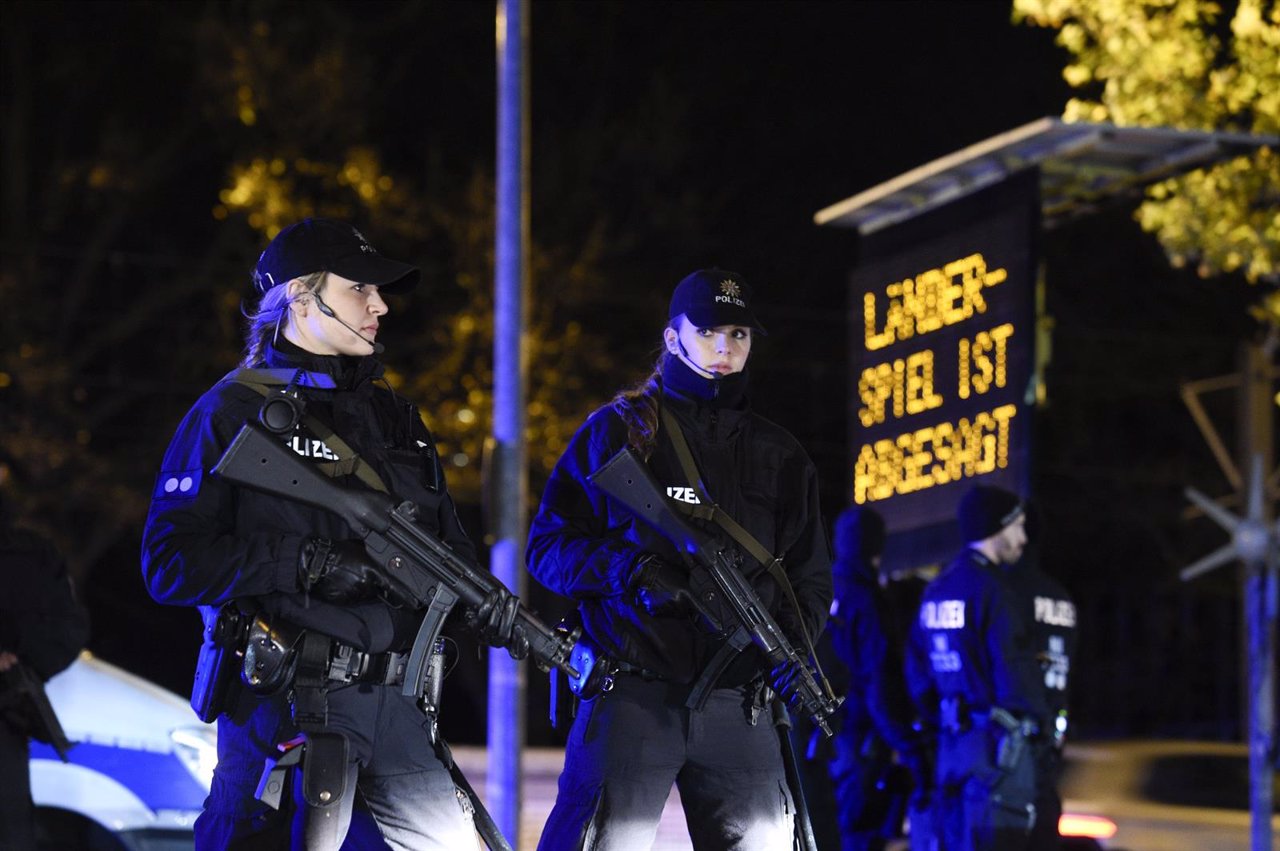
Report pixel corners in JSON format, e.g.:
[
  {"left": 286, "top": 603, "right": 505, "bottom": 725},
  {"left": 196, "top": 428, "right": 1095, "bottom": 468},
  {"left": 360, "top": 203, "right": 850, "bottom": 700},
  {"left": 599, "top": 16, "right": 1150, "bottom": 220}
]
[
  {"left": 665, "top": 486, "right": 702, "bottom": 505},
  {"left": 1034, "top": 596, "right": 1076, "bottom": 628},
  {"left": 921, "top": 599, "right": 965, "bottom": 630},
  {"left": 289, "top": 435, "right": 340, "bottom": 462}
]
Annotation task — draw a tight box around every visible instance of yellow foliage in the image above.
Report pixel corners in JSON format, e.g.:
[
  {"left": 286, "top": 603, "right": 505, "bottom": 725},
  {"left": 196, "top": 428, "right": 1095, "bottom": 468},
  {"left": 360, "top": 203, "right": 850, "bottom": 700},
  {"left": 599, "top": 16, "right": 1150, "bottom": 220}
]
[{"left": 1014, "top": 0, "right": 1280, "bottom": 298}]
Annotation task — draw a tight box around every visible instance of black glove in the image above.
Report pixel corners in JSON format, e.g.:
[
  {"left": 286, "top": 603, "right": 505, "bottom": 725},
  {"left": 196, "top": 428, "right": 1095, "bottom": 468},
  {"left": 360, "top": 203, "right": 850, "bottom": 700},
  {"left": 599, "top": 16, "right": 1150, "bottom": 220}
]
[
  {"left": 299, "top": 538, "right": 410, "bottom": 606},
  {"left": 627, "top": 555, "right": 699, "bottom": 618},
  {"left": 467, "top": 587, "right": 530, "bottom": 660},
  {"left": 769, "top": 658, "right": 808, "bottom": 710}
]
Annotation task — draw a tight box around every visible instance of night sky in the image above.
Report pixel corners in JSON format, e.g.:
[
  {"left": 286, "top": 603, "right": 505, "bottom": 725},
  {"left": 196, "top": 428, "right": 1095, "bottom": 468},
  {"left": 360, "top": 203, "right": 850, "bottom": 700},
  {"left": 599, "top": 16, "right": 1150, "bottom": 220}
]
[{"left": 4, "top": 0, "right": 1270, "bottom": 744}]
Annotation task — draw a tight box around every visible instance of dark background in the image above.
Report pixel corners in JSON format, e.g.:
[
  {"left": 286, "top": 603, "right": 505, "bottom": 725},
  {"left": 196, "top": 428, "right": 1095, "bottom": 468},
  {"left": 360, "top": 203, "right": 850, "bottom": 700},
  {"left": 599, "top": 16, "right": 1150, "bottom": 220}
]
[{"left": 2, "top": 0, "right": 1271, "bottom": 746}]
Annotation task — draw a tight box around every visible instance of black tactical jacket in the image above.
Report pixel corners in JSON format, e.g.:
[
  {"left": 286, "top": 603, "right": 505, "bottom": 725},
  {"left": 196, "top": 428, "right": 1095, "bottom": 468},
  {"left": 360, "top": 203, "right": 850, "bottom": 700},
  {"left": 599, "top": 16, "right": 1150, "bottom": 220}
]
[
  {"left": 1006, "top": 565, "right": 1076, "bottom": 724},
  {"left": 141, "top": 340, "right": 475, "bottom": 653},
  {"left": 830, "top": 559, "right": 916, "bottom": 754},
  {"left": 527, "top": 365, "right": 832, "bottom": 686},
  {"left": 905, "top": 549, "right": 1048, "bottom": 728}
]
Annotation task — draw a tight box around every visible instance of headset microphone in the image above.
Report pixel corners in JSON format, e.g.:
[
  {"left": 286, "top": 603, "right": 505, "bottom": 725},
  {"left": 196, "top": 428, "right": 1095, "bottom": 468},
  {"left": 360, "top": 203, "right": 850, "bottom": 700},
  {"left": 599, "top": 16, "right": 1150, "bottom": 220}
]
[
  {"left": 674, "top": 337, "right": 718, "bottom": 380},
  {"left": 313, "top": 295, "right": 385, "bottom": 355}
]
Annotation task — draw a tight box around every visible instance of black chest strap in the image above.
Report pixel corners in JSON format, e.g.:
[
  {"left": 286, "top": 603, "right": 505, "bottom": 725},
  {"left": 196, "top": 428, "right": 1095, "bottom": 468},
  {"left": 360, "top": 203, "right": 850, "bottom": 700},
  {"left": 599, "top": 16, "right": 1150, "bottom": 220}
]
[{"left": 658, "top": 405, "right": 833, "bottom": 703}]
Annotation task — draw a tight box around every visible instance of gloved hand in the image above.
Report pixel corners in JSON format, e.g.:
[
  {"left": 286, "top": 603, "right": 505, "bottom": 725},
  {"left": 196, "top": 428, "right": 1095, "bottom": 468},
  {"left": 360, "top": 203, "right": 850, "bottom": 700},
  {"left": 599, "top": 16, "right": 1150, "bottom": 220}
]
[
  {"left": 298, "top": 538, "right": 411, "bottom": 607},
  {"left": 467, "top": 587, "right": 530, "bottom": 660},
  {"left": 627, "top": 555, "right": 699, "bottom": 618},
  {"left": 768, "top": 658, "right": 808, "bottom": 710}
]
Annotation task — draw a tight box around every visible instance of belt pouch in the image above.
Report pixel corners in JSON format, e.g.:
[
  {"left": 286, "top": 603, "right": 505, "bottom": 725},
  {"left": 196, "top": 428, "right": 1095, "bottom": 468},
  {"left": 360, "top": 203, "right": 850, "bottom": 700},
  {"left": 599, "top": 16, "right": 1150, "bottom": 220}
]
[
  {"left": 191, "top": 603, "right": 248, "bottom": 722},
  {"left": 302, "top": 731, "right": 349, "bottom": 809}
]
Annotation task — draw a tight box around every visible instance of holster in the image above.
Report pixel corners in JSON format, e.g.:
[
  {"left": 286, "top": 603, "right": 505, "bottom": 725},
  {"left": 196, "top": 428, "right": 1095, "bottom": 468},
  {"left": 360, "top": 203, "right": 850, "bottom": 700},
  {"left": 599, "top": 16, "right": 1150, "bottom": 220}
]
[
  {"left": 190, "top": 602, "right": 252, "bottom": 722},
  {"left": 549, "top": 612, "right": 616, "bottom": 728},
  {"left": 987, "top": 706, "right": 1037, "bottom": 774}
]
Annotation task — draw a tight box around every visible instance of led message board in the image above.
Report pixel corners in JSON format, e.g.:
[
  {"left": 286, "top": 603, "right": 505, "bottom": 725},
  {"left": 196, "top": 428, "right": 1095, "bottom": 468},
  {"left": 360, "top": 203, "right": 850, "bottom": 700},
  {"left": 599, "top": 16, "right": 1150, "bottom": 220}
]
[{"left": 848, "top": 171, "right": 1039, "bottom": 568}]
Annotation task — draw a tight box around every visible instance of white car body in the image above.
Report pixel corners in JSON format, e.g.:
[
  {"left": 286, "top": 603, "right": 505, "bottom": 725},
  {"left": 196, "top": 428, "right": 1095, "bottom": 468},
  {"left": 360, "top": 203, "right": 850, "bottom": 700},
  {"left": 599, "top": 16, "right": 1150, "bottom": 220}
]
[{"left": 29, "top": 652, "right": 215, "bottom": 850}]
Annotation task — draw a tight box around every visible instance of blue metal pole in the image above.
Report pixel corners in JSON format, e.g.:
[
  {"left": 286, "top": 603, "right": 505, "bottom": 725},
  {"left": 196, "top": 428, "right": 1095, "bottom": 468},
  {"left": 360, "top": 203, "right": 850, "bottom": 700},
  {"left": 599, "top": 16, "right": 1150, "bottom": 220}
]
[{"left": 489, "top": 0, "right": 529, "bottom": 845}]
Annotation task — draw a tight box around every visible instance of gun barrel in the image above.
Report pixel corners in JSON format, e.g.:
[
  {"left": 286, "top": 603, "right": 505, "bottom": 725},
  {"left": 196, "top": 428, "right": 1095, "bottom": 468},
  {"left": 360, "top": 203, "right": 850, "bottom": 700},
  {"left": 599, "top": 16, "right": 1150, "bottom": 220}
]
[{"left": 379, "top": 510, "right": 578, "bottom": 677}]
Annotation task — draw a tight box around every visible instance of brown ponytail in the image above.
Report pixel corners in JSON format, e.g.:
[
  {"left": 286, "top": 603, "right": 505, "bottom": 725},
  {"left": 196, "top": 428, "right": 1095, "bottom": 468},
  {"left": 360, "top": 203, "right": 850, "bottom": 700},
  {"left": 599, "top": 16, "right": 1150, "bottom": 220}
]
[{"left": 611, "top": 350, "right": 668, "bottom": 459}]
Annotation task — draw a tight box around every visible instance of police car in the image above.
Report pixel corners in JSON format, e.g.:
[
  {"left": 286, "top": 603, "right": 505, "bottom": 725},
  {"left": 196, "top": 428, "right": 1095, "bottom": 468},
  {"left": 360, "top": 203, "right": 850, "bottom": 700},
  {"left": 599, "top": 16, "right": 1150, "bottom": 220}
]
[{"left": 29, "top": 652, "right": 213, "bottom": 850}]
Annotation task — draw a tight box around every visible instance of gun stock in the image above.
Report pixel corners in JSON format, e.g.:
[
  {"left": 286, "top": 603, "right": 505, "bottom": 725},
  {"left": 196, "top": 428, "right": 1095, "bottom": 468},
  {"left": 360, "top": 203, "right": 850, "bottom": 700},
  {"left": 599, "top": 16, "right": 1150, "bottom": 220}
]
[
  {"left": 214, "top": 422, "right": 397, "bottom": 536},
  {"left": 213, "top": 423, "right": 579, "bottom": 696},
  {"left": 589, "top": 446, "right": 840, "bottom": 734}
]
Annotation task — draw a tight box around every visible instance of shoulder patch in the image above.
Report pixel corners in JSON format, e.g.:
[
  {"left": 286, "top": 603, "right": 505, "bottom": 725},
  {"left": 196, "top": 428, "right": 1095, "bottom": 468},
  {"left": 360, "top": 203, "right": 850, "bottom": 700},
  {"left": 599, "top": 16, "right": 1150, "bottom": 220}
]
[{"left": 154, "top": 468, "right": 202, "bottom": 501}]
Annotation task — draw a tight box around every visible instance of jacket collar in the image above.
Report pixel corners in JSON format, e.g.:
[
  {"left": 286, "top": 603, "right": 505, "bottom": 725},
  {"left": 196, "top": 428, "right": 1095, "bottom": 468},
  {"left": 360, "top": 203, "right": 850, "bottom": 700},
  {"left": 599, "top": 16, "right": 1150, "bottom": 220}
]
[{"left": 262, "top": 337, "right": 383, "bottom": 391}]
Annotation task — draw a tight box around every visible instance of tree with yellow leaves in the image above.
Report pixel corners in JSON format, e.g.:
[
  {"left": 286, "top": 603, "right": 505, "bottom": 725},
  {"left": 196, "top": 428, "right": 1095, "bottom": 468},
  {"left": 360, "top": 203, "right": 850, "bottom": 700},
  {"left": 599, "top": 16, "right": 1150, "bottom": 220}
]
[{"left": 1014, "top": 0, "right": 1280, "bottom": 326}]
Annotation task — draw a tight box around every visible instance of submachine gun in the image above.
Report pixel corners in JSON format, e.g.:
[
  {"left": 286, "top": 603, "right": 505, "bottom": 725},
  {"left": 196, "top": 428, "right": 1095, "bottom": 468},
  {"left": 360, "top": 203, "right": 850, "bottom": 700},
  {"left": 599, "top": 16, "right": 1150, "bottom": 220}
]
[
  {"left": 589, "top": 446, "right": 842, "bottom": 736},
  {"left": 212, "top": 422, "right": 581, "bottom": 700}
]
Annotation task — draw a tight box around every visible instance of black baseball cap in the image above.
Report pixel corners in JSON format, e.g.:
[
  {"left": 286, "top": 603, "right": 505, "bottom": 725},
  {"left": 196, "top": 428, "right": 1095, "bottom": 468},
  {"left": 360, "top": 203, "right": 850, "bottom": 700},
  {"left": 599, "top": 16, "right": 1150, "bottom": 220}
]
[
  {"left": 668, "top": 268, "right": 767, "bottom": 335},
  {"left": 252, "top": 218, "right": 420, "bottom": 295}
]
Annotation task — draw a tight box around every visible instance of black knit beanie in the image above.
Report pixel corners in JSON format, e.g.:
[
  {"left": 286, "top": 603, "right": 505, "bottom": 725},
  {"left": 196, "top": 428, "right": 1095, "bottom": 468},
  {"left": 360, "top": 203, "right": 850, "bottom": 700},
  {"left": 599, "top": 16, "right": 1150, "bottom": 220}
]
[
  {"left": 834, "top": 506, "right": 886, "bottom": 566},
  {"left": 957, "top": 485, "right": 1024, "bottom": 543}
]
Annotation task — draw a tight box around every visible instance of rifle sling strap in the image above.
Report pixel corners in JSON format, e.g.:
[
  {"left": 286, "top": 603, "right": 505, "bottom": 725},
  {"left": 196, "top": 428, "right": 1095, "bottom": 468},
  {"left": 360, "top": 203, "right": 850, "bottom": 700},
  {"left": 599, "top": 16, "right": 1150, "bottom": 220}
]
[
  {"left": 659, "top": 405, "right": 834, "bottom": 700},
  {"left": 223, "top": 368, "right": 389, "bottom": 494}
]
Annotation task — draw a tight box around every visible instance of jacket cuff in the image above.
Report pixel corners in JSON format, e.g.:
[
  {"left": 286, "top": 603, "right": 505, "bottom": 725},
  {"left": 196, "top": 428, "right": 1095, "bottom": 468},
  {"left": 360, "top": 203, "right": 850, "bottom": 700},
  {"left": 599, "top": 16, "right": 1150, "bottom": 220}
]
[
  {"left": 612, "top": 550, "right": 650, "bottom": 597},
  {"left": 277, "top": 534, "right": 307, "bottom": 592}
]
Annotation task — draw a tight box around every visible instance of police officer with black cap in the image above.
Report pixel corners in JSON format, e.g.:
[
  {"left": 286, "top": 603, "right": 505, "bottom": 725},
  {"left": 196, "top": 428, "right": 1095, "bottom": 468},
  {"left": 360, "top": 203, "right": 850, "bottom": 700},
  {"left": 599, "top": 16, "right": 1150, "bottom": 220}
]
[
  {"left": 527, "top": 268, "right": 833, "bottom": 850},
  {"left": 142, "top": 219, "right": 526, "bottom": 850},
  {"left": 906, "top": 485, "right": 1048, "bottom": 851}
]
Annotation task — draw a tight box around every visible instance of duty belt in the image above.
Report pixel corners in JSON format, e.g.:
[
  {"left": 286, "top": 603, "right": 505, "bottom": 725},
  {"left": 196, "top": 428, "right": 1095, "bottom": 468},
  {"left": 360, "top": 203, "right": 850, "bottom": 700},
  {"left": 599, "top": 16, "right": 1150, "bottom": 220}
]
[
  {"left": 613, "top": 660, "right": 665, "bottom": 681},
  {"left": 939, "top": 695, "right": 1040, "bottom": 738},
  {"left": 326, "top": 643, "right": 410, "bottom": 687}
]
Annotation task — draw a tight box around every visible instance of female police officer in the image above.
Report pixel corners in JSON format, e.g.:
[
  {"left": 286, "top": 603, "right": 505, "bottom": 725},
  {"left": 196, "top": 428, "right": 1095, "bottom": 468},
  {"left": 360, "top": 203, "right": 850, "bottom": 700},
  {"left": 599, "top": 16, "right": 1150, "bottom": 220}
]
[
  {"left": 142, "top": 219, "right": 516, "bottom": 850},
  {"left": 527, "top": 268, "right": 833, "bottom": 850}
]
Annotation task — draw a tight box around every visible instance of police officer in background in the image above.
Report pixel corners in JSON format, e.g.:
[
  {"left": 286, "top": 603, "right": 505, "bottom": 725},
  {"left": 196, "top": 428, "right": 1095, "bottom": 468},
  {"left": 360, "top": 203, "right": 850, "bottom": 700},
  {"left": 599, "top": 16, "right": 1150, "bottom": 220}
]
[
  {"left": 906, "top": 485, "right": 1048, "bottom": 851},
  {"left": 1007, "top": 504, "right": 1077, "bottom": 851},
  {"left": 827, "top": 506, "right": 922, "bottom": 851},
  {"left": 0, "top": 492, "right": 91, "bottom": 850},
  {"left": 142, "top": 219, "right": 525, "bottom": 850}
]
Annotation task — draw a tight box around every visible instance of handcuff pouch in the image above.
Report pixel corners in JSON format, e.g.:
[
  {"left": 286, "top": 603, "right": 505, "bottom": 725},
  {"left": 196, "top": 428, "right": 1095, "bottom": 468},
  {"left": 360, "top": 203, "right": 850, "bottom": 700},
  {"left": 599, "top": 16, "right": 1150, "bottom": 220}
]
[{"left": 242, "top": 613, "right": 303, "bottom": 695}]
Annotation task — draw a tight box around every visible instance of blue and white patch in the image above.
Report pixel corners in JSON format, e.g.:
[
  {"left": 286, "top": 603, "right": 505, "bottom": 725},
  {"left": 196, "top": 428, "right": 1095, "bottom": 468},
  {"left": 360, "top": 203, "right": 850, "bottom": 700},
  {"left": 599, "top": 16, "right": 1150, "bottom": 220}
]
[{"left": 154, "top": 468, "right": 202, "bottom": 501}]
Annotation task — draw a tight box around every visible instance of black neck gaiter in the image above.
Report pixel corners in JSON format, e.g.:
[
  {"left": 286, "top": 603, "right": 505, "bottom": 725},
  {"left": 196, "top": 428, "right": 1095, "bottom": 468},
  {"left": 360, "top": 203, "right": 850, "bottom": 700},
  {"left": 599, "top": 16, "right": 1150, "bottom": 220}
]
[{"left": 660, "top": 353, "right": 748, "bottom": 409}]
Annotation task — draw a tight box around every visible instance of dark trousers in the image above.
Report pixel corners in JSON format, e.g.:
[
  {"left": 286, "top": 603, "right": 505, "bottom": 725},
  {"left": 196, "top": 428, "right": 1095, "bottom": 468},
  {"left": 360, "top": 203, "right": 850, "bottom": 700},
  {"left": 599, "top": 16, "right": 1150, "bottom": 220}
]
[
  {"left": 932, "top": 727, "right": 1035, "bottom": 851},
  {"left": 195, "top": 684, "right": 478, "bottom": 851},
  {"left": 538, "top": 675, "right": 795, "bottom": 851},
  {"left": 1025, "top": 747, "right": 1063, "bottom": 851},
  {"left": 0, "top": 722, "right": 35, "bottom": 851},
  {"left": 829, "top": 732, "right": 894, "bottom": 851}
]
